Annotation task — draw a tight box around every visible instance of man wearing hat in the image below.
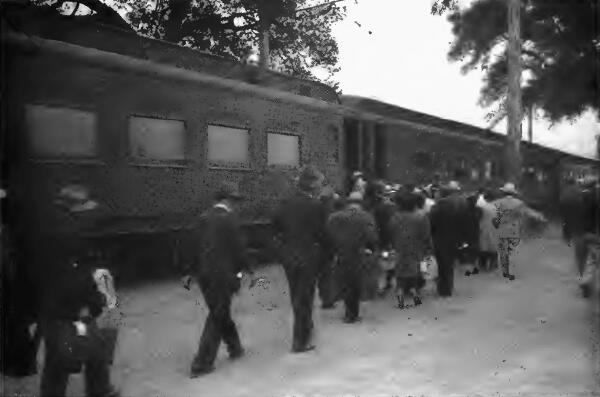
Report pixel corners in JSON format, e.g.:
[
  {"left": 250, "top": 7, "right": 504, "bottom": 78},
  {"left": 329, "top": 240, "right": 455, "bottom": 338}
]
[
  {"left": 492, "top": 182, "right": 546, "bottom": 281},
  {"left": 272, "top": 166, "right": 329, "bottom": 352},
  {"left": 190, "top": 182, "right": 248, "bottom": 376},
  {"left": 326, "top": 191, "right": 378, "bottom": 323},
  {"left": 429, "top": 180, "right": 469, "bottom": 296},
  {"left": 33, "top": 184, "right": 120, "bottom": 397}
]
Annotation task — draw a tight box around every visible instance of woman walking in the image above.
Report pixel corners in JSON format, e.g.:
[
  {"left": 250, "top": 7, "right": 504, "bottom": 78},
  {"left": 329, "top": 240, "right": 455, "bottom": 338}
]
[{"left": 389, "top": 192, "right": 433, "bottom": 309}]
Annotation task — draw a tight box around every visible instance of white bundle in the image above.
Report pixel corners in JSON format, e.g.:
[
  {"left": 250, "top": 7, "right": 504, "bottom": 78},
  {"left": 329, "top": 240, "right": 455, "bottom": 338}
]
[{"left": 93, "top": 268, "right": 118, "bottom": 310}]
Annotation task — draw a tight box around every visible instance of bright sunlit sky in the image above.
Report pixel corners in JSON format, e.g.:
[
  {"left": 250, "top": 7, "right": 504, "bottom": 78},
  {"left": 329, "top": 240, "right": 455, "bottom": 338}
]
[{"left": 323, "top": 0, "right": 599, "bottom": 158}]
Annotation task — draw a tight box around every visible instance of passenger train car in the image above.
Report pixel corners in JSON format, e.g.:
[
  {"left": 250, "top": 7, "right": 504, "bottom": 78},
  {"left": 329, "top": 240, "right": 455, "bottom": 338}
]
[{"left": 2, "top": 10, "right": 597, "bottom": 277}]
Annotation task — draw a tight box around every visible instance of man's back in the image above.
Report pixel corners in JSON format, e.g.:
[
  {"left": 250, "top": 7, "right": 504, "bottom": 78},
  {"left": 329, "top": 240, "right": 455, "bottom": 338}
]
[
  {"left": 327, "top": 206, "right": 377, "bottom": 256},
  {"left": 273, "top": 192, "right": 328, "bottom": 247},
  {"left": 195, "top": 205, "right": 246, "bottom": 279}
]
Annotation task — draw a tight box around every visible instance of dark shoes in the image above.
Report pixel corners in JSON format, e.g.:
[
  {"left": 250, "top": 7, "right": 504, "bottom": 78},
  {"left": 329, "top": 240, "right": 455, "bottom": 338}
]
[
  {"left": 190, "top": 364, "right": 215, "bottom": 378},
  {"left": 321, "top": 303, "right": 336, "bottom": 309},
  {"left": 343, "top": 315, "right": 362, "bottom": 324},
  {"left": 472, "top": 267, "right": 479, "bottom": 275},
  {"left": 580, "top": 283, "right": 592, "bottom": 298},
  {"left": 292, "top": 344, "right": 316, "bottom": 353},
  {"left": 229, "top": 347, "right": 245, "bottom": 360},
  {"left": 502, "top": 273, "right": 516, "bottom": 281}
]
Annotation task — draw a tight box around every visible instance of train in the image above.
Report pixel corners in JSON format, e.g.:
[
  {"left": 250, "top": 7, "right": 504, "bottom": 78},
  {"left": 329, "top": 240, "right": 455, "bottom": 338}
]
[{"left": 2, "top": 9, "right": 598, "bottom": 279}]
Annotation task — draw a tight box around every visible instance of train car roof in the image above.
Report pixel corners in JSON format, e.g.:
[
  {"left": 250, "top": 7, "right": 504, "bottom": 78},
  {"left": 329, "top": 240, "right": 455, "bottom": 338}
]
[
  {"left": 2, "top": 3, "right": 339, "bottom": 104},
  {"left": 341, "top": 95, "right": 598, "bottom": 165}
]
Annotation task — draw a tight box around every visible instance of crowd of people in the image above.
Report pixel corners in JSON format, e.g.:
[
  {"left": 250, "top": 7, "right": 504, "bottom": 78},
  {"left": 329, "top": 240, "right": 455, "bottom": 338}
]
[{"left": 3, "top": 165, "right": 598, "bottom": 395}]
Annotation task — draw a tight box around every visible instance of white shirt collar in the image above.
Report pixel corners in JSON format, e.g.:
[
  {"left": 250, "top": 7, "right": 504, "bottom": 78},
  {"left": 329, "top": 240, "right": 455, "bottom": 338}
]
[{"left": 213, "top": 202, "right": 232, "bottom": 213}]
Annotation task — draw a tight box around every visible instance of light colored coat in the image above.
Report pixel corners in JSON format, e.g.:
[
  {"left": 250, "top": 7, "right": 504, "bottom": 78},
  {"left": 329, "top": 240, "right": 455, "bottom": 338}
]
[
  {"left": 492, "top": 195, "right": 545, "bottom": 239},
  {"left": 477, "top": 198, "right": 498, "bottom": 252}
]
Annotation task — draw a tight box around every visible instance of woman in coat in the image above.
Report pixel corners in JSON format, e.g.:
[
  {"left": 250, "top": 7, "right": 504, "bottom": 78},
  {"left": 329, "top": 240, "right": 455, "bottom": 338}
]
[
  {"left": 389, "top": 192, "right": 433, "bottom": 309},
  {"left": 476, "top": 189, "right": 499, "bottom": 271}
]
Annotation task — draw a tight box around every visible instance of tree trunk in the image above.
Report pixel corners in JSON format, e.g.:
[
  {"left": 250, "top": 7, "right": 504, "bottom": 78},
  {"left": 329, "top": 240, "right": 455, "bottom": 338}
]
[
  {"left": 505, "top": 0, "right": 522, "bottom": 184},
  {"left": 527, "top": 105, "right": 533, "bottom": 143},
  {"left": 259, "top": 28, "right": 270, "bottom": 70}
]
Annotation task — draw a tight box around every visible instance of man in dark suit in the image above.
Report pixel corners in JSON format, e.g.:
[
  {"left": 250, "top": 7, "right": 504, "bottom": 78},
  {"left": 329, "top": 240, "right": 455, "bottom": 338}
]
[
  {"left": 429, "top": 181, "right": 468, "bottom": 297},
  {"left": 190, "top": 182, "right": 248, "bottom": 377},
  {"left": 327, "top": 192, "right": 378, "bottom": 323},
  {"left": 34, "top": 185, "right": 120, "bottom": 397},
  {"left": 272, "top": 166, "right": 329, "bottom": 353}
]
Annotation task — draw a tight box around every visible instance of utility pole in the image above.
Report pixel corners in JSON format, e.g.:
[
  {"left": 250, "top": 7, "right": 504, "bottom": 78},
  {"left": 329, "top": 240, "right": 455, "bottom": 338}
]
[
  {"left": 506, "top": 0, "right": 522, "bottom": 184},
  {"left": 259, "top": 27, "right": 270, "bottom": 70}
]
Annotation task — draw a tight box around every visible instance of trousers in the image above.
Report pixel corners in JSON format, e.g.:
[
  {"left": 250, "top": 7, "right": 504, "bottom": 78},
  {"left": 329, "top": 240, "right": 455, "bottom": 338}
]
[
  {"left": 283, "top": 264, "right": 318, "bottom": 350},
  {"left": 435, "top": 247, "right": 457, "bottom": 297},
  {"left": 40, "top": 321, "right": 115, "bottom": 397},
  {"left": 498, "top": 238, "right": 521, "bottom": 274},
  {"left": 191, "top": 277, "right": 243, "bottom": 371}
]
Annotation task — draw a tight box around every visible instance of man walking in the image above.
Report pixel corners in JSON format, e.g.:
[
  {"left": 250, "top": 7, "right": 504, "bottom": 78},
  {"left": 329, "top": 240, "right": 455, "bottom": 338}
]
[
  {"left": 492, "top": 182, "right": 546, "bottom": 281},
  {"left": 429, "top": 181, "right": 468, "bottom": 297},
  {"left": 190, "top": 182, "right": 248, "bottom": 377},
  {"left": 272, "top": 166, "right": 329, "bottom": 352},
  {"left": 327, "top": 192, "right": 378, "bottom": 323}
]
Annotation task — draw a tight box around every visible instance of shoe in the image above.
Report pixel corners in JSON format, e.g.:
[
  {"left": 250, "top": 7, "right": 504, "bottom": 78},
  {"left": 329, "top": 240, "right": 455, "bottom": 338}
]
[
  {"left": 190, "top": 365, "right": 215, "bottom": 378},
  {"left": 507, "top": 274, "right": 516, "bottom": 281},
  {"left": 229, "top": 348, "right": 245, "bottom": 360},
  {"left": 413, "top": 296, "right": 422, "bottom": 306},
  {"left": 472, "top": 268, "right": 479, "bottom": 275},
  {"left": 581, "top": 284, "right": 592, "bottom": 298},
  {"left": 321, "top": 303, "right": 335, "bottom": 309},
  {"left": 465, "top": 271, "right": 471, "bottom": 277},
  {"left": 292, "top": 344, "right": 316, "bottom": 353},
  {"left": 343, "top": 315, "right": 362, "bottom": 324}
]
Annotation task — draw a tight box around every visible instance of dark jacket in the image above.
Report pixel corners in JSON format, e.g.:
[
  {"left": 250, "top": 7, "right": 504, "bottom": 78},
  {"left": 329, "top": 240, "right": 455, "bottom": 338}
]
[
  {"left": 373, "top": 200, "right": 396, "bottom": 249},
  {"left": 429, "top": 192, "right": 469, "bottom": 252},
  {"left": 390, "top": 211, "right": 432, "bottom": 278},
  {"left": 272, "top": 190, "right": 329, "bottom": 269},
  {"left": 559, "top": 185, "right": 585, "bottom": 239},
  {"left": 194, "top": 204, "right": 248, "bottom": 285},
  {"left": 327, "top": 205, "right": 378, "bottom": 265},
  {"left": 41, "top": 262, "right": 105, "bottom": 323}
]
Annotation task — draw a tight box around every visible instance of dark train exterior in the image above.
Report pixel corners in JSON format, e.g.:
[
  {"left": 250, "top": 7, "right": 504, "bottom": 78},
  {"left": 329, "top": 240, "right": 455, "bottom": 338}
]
[
  {"left": 341, "top": 95, "right": 599, "bottom": 211},
  {"left": 2, "top": 12, "right": 597, "bottom": 278},
  {"left": 2, "top": 13, "right": 345, "bottom": 278}
]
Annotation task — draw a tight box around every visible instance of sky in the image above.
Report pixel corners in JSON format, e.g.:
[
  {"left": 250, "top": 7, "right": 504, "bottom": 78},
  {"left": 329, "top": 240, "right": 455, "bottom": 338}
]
[{"left": 325, "top": 0, "right": 599, "bottom": 159}]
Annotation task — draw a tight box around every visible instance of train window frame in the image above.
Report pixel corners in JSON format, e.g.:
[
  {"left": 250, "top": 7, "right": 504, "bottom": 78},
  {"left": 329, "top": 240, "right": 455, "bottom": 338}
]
[
  {"left": 127, "top": 114, "right": 189, "bottom": 168},
  {"left": 25, "top": 103, "right": 102, "bottom": 164},
  {"left": 206, "top": 123, "right": 252, "bottom": 171},
  {"left": 266, "top": 130, "right": 302, "bottom": 169}
]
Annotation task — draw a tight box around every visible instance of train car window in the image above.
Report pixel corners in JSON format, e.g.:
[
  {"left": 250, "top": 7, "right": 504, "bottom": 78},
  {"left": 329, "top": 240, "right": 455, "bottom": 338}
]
[
  {"left": 26, "top": 104, "right": 97, "bottom": 159},
  {"left": 207, "top": 124, "right": 250, "bottom": 168},
  {"left": 484, "top": 161, "right": 492, "bottom": 180},
  {"left": 267, "top": 132, "right": 300, "bottom": 167},
  {"left": 129, "top": 116, "right": 186, "bottom": 162}
]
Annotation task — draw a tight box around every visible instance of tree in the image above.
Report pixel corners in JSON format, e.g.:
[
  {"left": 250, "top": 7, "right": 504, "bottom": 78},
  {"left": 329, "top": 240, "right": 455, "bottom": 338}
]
[
  {"left": 27, "top": 0, "right": 346, "bottom": 88},
  {"left": 432, "top": 0, "right": 600, "bottom": 125}
]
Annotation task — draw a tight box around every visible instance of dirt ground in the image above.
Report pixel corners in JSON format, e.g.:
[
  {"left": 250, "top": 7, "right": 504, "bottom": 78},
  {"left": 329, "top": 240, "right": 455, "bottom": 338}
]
[{"left": 3, "top": 226, "right": 599, "bottom": 397}]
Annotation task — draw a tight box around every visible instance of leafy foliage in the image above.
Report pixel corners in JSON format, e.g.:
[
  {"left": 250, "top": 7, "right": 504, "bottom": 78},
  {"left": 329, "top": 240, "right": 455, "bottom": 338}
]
[
  {"left": 28, "top": 0, "right": 346, "bottom": 88},
  {"left": 432, "top": 0, "right": 600, "bottom": 123}
]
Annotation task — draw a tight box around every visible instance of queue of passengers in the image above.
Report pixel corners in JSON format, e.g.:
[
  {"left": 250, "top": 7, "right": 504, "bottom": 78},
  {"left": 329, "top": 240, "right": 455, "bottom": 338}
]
[{"left": 0, "top": 166, "right": 554, "bottom": 392}]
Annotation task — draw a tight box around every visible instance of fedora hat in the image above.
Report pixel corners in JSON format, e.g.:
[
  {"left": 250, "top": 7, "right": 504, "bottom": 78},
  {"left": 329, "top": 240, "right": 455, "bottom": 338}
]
[
  {"left": 499, "top": 182, "right": 519, "bottom": 195},
  {"left": 298, "top": 166, "right": 325, "bottom": 192},
  {"left": 215, "top": 181, "right": 244, "bottom": 201}
]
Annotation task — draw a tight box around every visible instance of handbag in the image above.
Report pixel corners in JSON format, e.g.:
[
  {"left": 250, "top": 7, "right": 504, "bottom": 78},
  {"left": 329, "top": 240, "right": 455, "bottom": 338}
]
[{"left": 420, "top": 255, "right": 438, "bottom": 280}]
